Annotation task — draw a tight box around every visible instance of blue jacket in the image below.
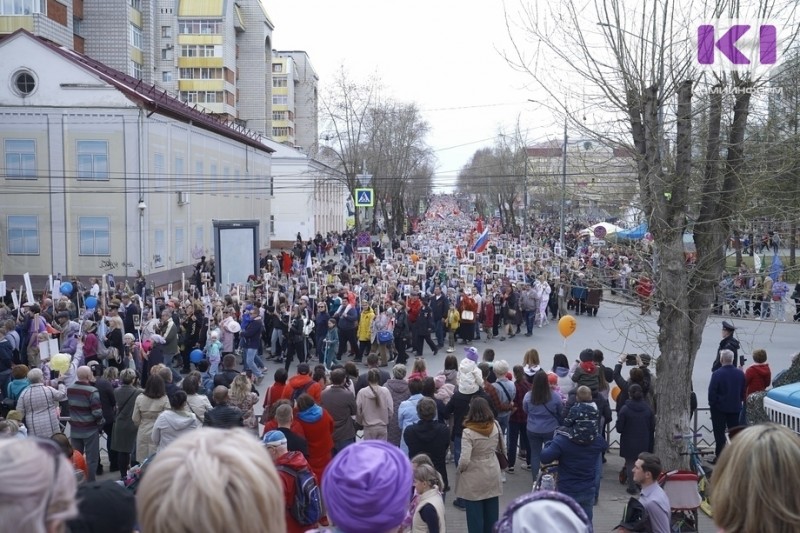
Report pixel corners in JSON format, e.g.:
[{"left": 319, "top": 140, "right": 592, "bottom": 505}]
[
  {"left": 240, "top": 316, "right": 264, "bottom": 350},
  {"left": 523, "top": 390, "right": 563, "bottom": 434},
  {"left": 337, "top": 307, "right": 358, "bottom": 331},
  {"left": 540, "top": 432, "right": 607, "bottom": 497},
  {"left": 708, "top": 365, "right": 746, "bottom": 413}
]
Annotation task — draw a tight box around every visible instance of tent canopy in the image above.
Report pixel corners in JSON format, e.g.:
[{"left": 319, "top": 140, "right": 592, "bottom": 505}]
[
  {"left": 613, "top": 223, "right": 648, "bottom": 240},
  {"left": 578, "top": 222, "right": 623, "bottom": 237}
]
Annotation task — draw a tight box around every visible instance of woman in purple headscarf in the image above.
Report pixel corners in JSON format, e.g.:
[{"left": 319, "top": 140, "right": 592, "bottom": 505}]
[{"left": 310, "top": 440, "right": 412, "bottom": 533}]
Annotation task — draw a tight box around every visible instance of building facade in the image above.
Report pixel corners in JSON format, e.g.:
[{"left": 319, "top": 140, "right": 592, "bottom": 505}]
[
  {"left": 272, "top": 50, "right": 319, "bottom": 153},
  {"left": 1, "top": 0, "right": 283, "bottom": 136},
  {"left": 264, "top": 140, "right": 347, "bottom": 249},
  {"left": 0, "top": 30, "right": 273, "bottom": 288},
  {"left": 526, "top": 139, "right": 637, "bottom": 221}
]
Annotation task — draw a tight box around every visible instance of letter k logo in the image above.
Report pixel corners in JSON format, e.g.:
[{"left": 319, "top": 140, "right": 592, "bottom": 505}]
[{"left": 698, "top": 25, "right": 751, "bottom": 64}]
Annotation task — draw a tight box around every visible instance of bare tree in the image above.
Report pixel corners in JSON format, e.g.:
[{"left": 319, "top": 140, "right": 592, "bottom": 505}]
[
  {"left": 318, "top": 67, "right": 380, "bottom": 229},
  {"left": 506, "top": 0, "right": 799, "bottom": 467},
  {"left": 365, "top": 101, "right": 435, "bottom": 237}
]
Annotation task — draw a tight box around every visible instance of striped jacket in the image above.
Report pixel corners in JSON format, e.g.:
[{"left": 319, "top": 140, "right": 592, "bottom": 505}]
[
  {"left": 66, "top": 381, "right": 104, "bottom": 438},
  {"left": 16, "top": 383, "right": 68, "bottom": 438}
]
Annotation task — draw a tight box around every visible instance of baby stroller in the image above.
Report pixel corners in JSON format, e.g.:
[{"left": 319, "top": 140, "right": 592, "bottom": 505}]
[{"left": 658, "top": 470, "right": 702, "bottom": 532}]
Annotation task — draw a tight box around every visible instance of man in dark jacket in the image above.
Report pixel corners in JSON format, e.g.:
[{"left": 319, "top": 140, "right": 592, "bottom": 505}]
[
  {"left": 204, "top": 386, "right": 244, "bottom": 428},
  {"left": 241, "top": 306, "right": 265, "bottom": 384},
  {"left": 429, "top": 287, "right": 449, "bottom": 349},
  {"left": 320, "top": 369, "right": 357, "bottom": 454},
  {"left": 708, "top": 349, "right": 746, "bottom": 460},
  {"left": 712, "top": 321, "right": 740, "bottom": 372},
  {"left": 335, "top": 301, "right": 358, "bottom": 359},
  {"left": 540, "top": 428, "right": 607, "bottom": 522},
  {"left": 404, "top": 397, "right": 450, "bottom": 491},
  {"left": 412, "top": 297, "right": 438, "bottom": 358}
]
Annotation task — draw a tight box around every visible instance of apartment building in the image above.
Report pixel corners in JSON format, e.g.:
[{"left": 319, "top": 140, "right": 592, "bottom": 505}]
[
  {"left": 526, "top": 139, "right": 637, "bottom": 220},
  {"left": 1, "top": 0, "right": 284, "bottom": 136},
  {"left": 0, "top": 30, "right": 273, "bottom": 287},
  {"left": 272, "top": 50, "right": 319, "bottom": 153}
]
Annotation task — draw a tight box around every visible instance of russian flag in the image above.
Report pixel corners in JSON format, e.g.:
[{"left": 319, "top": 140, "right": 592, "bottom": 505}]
[
  {"left": 471, "top": 228, "right": 490, "bottom": 253},
  {"left": 304, "top": 248, "right": 313, "bottom": 274}
]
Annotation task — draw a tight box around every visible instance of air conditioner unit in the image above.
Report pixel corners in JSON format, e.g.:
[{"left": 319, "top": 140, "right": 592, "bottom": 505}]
[{"left": 177, "top": 191, "right": 190, "bottom": 205}]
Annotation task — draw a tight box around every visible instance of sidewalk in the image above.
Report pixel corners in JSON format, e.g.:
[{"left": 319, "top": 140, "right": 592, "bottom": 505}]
[{"left": 443, "top": 452, "right": 715, "bottom": 531}]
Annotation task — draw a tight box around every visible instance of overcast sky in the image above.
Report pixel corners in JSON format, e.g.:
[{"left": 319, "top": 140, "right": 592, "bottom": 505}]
[{"left": 265, "top": 0, "right": 562, "bottom": 189}]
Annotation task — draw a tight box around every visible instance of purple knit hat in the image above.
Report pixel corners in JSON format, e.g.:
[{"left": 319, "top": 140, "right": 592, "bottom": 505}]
[
  {"left": 465, "top": 346, "right": 479, "bottom": 362},
  {"left": 322, "top": 440, "right": 412, "bottom": 533}
]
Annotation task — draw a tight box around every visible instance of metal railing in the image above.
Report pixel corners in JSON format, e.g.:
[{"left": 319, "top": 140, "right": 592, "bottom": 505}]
[{"left": 605, "top": 407, "right": 715, "bottom": 450}]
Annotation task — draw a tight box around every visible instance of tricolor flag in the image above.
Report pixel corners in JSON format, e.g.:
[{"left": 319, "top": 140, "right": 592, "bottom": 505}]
[
  {"left": 471, "top": 228, "right": 490, "bottom": 253},
  {"left": 304, "top": 248, "right": 313, "bottom": 275}
]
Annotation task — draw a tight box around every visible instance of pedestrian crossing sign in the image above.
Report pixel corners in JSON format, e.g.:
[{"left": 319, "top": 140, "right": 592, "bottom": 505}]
[{"left": 355, "top": 188, "right": 374, "bottom": 207}]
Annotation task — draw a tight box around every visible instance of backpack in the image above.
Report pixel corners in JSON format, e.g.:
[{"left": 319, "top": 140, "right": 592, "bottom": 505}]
[
  {"left": 277, "top": 465, "right": 323, "bottom": 526},
  {"left": 290, "top": 381, "right": 314, "bottom": 404}
]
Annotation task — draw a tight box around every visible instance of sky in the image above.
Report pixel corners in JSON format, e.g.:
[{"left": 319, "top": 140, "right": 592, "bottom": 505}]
[{"left": 263, "top": 0, "right": 562, "bottom": 190}]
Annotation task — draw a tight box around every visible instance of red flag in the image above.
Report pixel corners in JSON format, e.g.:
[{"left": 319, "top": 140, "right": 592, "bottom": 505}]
[{"left": 476, "top": 217, "right": 484, "bottom": 234}]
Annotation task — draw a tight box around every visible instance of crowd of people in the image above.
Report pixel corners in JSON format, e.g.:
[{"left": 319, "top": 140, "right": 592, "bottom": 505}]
[{"left": 1, "top": 193, "right": 799, "bottom": 532}]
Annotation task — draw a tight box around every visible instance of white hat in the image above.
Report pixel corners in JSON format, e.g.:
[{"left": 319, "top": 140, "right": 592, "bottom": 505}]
[{"left": 225, "top": 320, "right": 241, "bottom": 333}]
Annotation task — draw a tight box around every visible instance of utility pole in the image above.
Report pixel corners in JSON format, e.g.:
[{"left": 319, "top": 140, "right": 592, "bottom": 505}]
[{"left": 560, "top": 117, "right": 567, "bottom": 252}]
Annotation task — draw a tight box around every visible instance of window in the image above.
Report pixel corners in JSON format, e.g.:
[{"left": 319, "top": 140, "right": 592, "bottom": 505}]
[
  {"left": 272, "top": 95, "right": 288, "bottom": 105},
  {"left": 179, "top": 68, "right": 223, "bottom": 79},
  {"left": 194, "top": 225, "right": 203, "bottom": 251},
  {"left": 153, "top": 152, "right": 165, "bottom": 190},
  {"left": 0, "top": 0, "right": 45, "bottom": 15},
  {"left": 128, "top": 0, "right": 141, "bottom": 9},
  {"left": 272, "top": 127, "right": 290, "bottom": 137},
  {"left": 179, "top": 91, "right": 223, "bottom": 104},
  {"left": 161, "top": 25, "right": 171, "bottom": 38},
  {"left": 79, "top": 216, "right": 110, "bottom": 256},
  {"left": 273, "top": 77, "right": 288, "bottom": 88},
  {"left": 178, "top": 19, "right": 222, "bottom": 34},
  {"left": 209, "top": 163, "right": 217, "bottom": 193},
  {"left": 175, "top": 227, "right": 185, "bottom": 263},
  {"left": 175, "top": 155, "right": 184, "bottom": 176},
  {"left": 153, "top": 229, "right": 165, "bottom": 267},
  {"left": 272, "top": 111, "right": 286, "bottom": 121},
  {"left": 162, "top": 71, "right": 173, "bottom": 82},
  {"left": 270, "top": 215, "right": 275, "bottom": 235},
  {"left": 7, "top": 215, "right": 39, "bottom": 255},
  {"left": 129, "top": 23, "right": 142, "bottom": 49},
  {"left": 12, "top": 70, "right": 36, "bottom": 96},
  {"left": 130, "top": 60, "right": 142, "bottom": 80},
  {"left": 76, "top": 140, "right": 108, "bottom": 180},
  {"left": 270, "top": 176, "right": 274, "bottom": 196},
  {"left": 161, "top": 48, "right": 173, "bottom": 61},
  {"left": 272, "top": 63, "right": 282, "bottom": 73},
  {"left": 180, "top": 44, "right": 220, "bottom": 57},
  {"left": 4, "top": 139, "right": 36, "bottom": 179}
]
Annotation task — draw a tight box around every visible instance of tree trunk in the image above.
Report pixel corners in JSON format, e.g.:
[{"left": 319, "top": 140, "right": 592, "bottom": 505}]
[{"left": 791, "top": 218, "right": 797, "bottom": 266}]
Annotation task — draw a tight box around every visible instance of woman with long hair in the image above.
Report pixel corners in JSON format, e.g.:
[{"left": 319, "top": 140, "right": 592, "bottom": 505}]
[
  {"left": 356, "top": 368, "right": 393, "bottom": 440},
  {"left": 507, "top": 365, "right": 532, "bottom": 473},
  {"left": 110, "top": 368, "right": 140, "bottom": 478},
  {"left": 522, "top": 349, "right": 541, "bottom": 383},
  {"left": 522, "top": 370, "right": 563, "bottom": 477},
  {"left": 132, "top": 374, "right": 169, "bottom": 462},
  {"left": 228, "top": 373, "right": 259, "bottom": 431},
  {"left": 616, "top": 384, "right": 655, "bottom": 495},
  {"left": 456, "top": 397, "right": 504, "bottom": 533}
]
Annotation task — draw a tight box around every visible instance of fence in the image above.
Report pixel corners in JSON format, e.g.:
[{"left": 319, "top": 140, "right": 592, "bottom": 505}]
[{"left": 605, "top": 407, "right": 715, "bottom": 450}]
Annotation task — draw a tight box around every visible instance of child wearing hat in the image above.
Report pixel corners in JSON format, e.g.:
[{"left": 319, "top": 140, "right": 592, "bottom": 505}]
[{"left": 571, "top": 349, "right": 600, "bottom": 393}]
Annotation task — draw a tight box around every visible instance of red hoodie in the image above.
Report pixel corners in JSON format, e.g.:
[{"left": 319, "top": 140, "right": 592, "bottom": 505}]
[
  {"left": 281, "top": 374, "right": 322, "bottom": 404},
  {"left": 745, "top": 363, "right": 771, "bottom": 397},
  {"left": 276, "top": 451, "right": 319, "bottom": 533}
]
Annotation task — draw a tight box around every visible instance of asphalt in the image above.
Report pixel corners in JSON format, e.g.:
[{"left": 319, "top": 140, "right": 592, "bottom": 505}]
[{"left": 93, "top": 295, "right": 800, "bottom": 530}]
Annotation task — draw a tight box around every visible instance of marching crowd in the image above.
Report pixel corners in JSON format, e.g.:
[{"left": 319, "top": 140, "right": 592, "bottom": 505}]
[{"left": 1, "top": 194, "right": 799, "bottom": 533}]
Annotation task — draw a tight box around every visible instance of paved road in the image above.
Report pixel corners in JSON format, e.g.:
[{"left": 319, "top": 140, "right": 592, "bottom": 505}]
[{"left": 98, "top": 299, "right": 797, "bottom": 530}]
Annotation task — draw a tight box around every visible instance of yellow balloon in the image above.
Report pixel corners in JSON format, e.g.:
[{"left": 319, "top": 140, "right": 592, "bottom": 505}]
[
  {"left": 558, "top": 315, "right": 577, "bottom": 338},
  {"left": 50, "top": 353, "right": 71, "bottom": 374},
  {"left": 611, "top": 386, "right": 621, "bottom": 402}
]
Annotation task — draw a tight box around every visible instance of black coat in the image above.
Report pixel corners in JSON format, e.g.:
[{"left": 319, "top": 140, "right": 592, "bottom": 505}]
[
  {"left": 712, "top": 336, "right": 741, "bottom": 372},
  {"left": 616, "top": 399, "right": 655, "bottom": 459},
  {"left": 444, "top": 389, "right": 493, "bottom": 440},
  {"left": 404, "top": 419, "right": 451, "bottom": 490}
]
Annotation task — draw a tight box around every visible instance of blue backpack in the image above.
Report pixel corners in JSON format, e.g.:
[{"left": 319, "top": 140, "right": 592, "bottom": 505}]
[{"left": 277, "top": 465, "right": 322, "bottom": 525}]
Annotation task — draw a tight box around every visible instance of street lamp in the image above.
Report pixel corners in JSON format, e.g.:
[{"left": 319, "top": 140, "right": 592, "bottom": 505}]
[{"left": 138, "top": 198, "right": 146, "bottom": 274}]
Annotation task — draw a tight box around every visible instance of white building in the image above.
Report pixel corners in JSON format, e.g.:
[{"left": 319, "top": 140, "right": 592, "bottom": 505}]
[
  {"left": 264, "top": 140, "right": 347, "bottom": 249},
  {"left": 0, "top": 30, "right": 273, "bottom": 288}
]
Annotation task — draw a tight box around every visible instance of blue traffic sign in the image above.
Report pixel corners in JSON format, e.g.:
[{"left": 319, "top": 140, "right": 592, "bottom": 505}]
[{"left": 354, "top": 188, "right": 374, "bottom": 207}]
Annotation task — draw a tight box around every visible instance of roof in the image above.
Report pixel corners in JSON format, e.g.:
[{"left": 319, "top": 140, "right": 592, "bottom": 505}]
[{"left": 6, "top": 30, "right": 272, "bottom": 154}]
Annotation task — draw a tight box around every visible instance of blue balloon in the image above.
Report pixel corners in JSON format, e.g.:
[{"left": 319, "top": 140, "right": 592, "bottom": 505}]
[
  {"left": 85, "top": 296, "right": 98, "bottom": 309},
  {"left": 190, "top": 349, "right": 205, "bottom": 364},
  {"left": 60, "top": 281, "right": 73, "bottom": 296}
]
